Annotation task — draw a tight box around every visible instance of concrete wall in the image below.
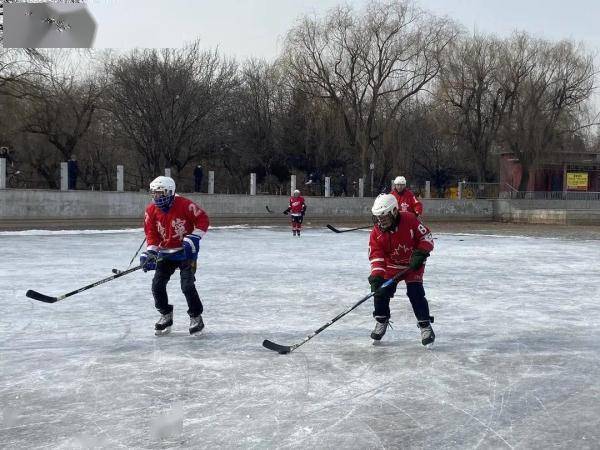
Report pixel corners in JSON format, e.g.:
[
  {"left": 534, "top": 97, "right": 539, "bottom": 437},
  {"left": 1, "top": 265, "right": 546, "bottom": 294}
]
[
  {"left": 493, "top": 199, "right": 600, "bottom": 225},
  {"left": 1, "top": 189, "right": 599, "bottom": 226},
  {"left": 0, "top": 190, "right": 493, "bottom": 221}
]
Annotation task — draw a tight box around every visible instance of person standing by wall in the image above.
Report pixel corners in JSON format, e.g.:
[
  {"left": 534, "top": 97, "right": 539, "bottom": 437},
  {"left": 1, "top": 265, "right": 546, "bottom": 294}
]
[
  {"left": 193, "top": 164, "right": 204, "bottom": 193},
  {"left": 339, "top": 173, "right": 348, "bottom": 197},
  {"left": 67, "top": 155, "right": 78, "bottom": 190}
]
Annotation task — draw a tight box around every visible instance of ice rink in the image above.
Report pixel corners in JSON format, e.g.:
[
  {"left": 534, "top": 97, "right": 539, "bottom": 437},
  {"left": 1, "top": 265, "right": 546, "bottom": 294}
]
[{"left": 1, "top": 225, "right": 599, "bottom": 449}]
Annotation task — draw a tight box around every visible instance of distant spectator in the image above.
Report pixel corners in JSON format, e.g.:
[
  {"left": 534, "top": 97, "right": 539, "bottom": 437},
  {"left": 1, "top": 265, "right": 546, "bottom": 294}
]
[
  {"left": 0, "top": 146, "right": 14, "bottom": 166},
  {"left": 339, "top": 173, "right": 348, "bottom": 196},
  {"left": 193, "top": 164, "right": 203, "bottom": 192},
  {"left": 67, "top": 155, "right": 78, "bottom": 190}
]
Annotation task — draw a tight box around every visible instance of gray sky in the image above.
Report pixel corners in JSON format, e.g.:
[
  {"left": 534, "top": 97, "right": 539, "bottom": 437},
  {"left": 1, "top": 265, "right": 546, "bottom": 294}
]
[
  {"left": 84, "top": 0, "right": 598, "bottom": 111},
  {"left": 88, "top": 0, "right": 360, "bottom": 55},
  {"left": 87, "top": 0, "right": 600, "bottom": 58}
]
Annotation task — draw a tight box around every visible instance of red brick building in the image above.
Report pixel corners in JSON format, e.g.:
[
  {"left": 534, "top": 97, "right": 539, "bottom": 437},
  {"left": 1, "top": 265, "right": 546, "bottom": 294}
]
[{"left": 499, "top": 150, "right": 600, "bottom": 193}]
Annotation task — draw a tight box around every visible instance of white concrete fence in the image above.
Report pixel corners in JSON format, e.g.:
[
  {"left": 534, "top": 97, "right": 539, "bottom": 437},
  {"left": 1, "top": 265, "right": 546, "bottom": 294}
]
[{"left": 0, "top": 157, "right": 458, "bottom": 199}]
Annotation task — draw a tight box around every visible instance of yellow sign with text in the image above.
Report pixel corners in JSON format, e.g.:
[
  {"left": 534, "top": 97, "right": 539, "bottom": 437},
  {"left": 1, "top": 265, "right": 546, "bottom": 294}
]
[{"left": 566, "top": 172, "right": 588, "bottom": 191}]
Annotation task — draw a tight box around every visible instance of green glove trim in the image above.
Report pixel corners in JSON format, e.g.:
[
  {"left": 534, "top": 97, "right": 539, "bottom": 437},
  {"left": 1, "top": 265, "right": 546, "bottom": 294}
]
[{"left": 409, "top": 249, "right": 430, "bottom": 270}]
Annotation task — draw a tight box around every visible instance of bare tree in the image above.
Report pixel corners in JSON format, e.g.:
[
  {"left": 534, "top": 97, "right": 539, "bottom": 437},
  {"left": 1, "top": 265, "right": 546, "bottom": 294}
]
[
  {"left": 106, "top": 42, "right": 238, "bottom": 184},
  {"left": 498, "top": 33, "right": 596, "bottom": 191},
  {"left": 438, "top": 34, "right": 509, "bottom": 182},
  {"left": 15, "top": 52, "right": 107, "bottom": 187},
  {"left": 282, "top": 0, "right": 457, "bottom": 188}
]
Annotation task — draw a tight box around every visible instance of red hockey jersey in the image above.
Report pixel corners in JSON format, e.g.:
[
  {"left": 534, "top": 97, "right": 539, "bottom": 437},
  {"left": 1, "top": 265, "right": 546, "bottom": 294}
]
[
  {"left": 288, "top": 196, "right": 306, "bottom": 216},
  {"left": 391, "top": 189, "right": 423, "bottom": 215},
  {"left": 368, "top": 212, "right": 434, "bottom": 283},
  {"left": 144, "top": 195, "right": 210, "bottom": 252}
]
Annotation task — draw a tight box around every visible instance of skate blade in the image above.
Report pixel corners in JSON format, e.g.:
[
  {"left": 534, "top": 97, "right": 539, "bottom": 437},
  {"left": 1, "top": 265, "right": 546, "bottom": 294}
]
[
  {"left": 189, "top": 329, "right": 204, "bottom": 337},
  {"left": 155, "top": 327, "right": 172, "bottom": 336},
  {"left": 424, "top": 342, "right": 434, "bottom": 349}
]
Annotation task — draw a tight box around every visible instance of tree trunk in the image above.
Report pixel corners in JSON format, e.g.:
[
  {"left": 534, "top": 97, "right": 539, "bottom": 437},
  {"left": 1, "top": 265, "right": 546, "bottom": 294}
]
[{"left": 518, "top": 164, "right": 530, "bottom": 192}]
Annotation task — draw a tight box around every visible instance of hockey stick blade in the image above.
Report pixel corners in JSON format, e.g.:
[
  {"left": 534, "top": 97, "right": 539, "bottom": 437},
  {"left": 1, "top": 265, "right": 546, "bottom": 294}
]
[
  {"left": 326, "top": 224, "right": 343, "bottom": 233},
  {"left": 26, "top": 290, "right": 58, "bottom": 303},
  {"left": 326, "top": 224, "right": 372, "bottom": 233},
  {"left": 262, "top": 339, "right": 292, "bottom": 354},
  {"left": 265, "top": 205, "right": 274, "bottom": 214}
]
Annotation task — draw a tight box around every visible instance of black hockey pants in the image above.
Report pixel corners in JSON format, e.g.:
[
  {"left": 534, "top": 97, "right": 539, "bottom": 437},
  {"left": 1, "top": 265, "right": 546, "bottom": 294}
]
[
  {"left": 373, "top": 281, "right": 431, "bottom": 323},
  {"left": 152, "top": 259, "right": 203, "bottom": 318}
]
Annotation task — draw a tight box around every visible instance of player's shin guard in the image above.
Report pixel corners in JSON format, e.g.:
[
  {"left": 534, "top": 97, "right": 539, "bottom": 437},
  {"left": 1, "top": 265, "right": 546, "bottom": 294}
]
[
  {"left": 180, "top": 262, "right": 203, "bottom": 318},
  {"left": 407, "top": 282, "right": 435, "bottom": 345},
  {"left": 152, "top": 271, "right": 174, "bottom": 316},
  {"left": 406, "top": 282, "right": 433, "bottom": 323}
]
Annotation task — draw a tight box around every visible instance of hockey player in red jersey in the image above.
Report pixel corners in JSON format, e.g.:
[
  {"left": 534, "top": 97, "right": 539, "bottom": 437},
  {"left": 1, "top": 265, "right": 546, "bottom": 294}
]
[
  {"left": 391, "top": 176, "right": 423, "bottom": 216},
  {"left": 283, "top": 189, "right": 307, "bottom": 237},
  {"left": 368, "top": 193, "right": 435, "bottom": 346},
  {"left": 140, "top": 176, "right": 210, "bottom": 336}
]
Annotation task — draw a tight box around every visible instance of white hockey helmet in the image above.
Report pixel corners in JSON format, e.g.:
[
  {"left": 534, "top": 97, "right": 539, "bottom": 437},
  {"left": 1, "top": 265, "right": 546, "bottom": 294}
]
[
  {"left": 293, "top": 189, "right": 300, "bottom": 197},
  {"left": 149, "top": 176, "right": 176, "bottom": 210},
  {"left": 393, "top": 176, "right": 406, "bottom": 186},
  {"left": 150, "top": 176, "right": 176, "bottom": 195},
  {"left": 372, "top": 194, "right": 399, "bottom": 231}
]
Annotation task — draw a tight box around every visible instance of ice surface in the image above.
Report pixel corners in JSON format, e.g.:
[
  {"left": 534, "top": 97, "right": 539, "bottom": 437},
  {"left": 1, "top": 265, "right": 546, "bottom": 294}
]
[{"left": 1, "top": 226, "right": 600, "bottom": 448}]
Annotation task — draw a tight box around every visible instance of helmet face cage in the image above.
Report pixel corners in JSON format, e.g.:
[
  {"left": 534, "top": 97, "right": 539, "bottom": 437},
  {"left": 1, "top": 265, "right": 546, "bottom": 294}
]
[
  {"left": 373, "top": 209, "right": 398, "bottom": 231},
  {"left": 393, "top": 176, "right": 406, "bottom": 192},
  {"left": 151, "top": 188, "right": 174, "bottom": 209},
  {"left": 149, "top": 177, "right": 175, "bottom": 210}
]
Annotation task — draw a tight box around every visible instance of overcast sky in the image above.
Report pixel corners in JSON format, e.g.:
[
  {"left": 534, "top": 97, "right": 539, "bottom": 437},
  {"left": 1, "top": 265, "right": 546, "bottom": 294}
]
[
  {"left": 83, "top": 0, "right": 599, "bottom": 111},
  {"left": 86, "top": 0, "right": 600, "bottom": 58}
]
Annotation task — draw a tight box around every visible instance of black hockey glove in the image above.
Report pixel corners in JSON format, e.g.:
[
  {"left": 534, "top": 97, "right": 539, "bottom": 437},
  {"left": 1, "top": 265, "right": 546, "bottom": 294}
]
[
  {"left": 369, "top": 275, "right": 397, "bottom": 296},
  {"left": 409, "top": 249, "right": 430, "bottom": 270},
  {"left": 283, "top": 208, "right": 290, "bottom": 215},
  {"left": 368, "top": 275, "right": 385, "bottom": 292},
  {"left": 140, "top": 250, "right": 158, "bottom": 272}
]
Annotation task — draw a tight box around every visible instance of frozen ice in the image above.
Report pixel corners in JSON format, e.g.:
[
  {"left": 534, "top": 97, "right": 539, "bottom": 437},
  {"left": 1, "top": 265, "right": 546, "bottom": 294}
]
[{"left": 1, "top": 226, "right": 600, "bottom": 448}]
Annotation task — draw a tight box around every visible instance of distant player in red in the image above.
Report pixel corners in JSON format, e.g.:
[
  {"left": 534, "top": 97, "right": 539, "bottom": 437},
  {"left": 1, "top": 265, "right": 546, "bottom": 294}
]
[
  {"left": 368, "top": 194, "right": 435, "bottom": 346},
  {"left": 283, "top": 189, "right": 307, "bottom": 237},
  {"left": 391, "top": 176, "right": 423, "bottom": 216},
  {"left": 140, "top": 176, "right": 210, "bottom": 336}
]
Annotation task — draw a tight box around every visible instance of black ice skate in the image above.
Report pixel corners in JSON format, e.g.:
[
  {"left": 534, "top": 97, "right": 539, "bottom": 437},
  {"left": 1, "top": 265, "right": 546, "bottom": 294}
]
[
  {"left": 155, "top": 312, "right": 173, "bottom": 336},
  {"left": 293, "top": 230, "right": 297, "bottom": 236},
  {"left": 418, "top": 321, "right": 435, "bottom": 346},
  {"left": 371, "top": 318, "right": 389, "bottom": 341},
  {"left": 189, "top": 315, "right": 204, "bottom": 335}
]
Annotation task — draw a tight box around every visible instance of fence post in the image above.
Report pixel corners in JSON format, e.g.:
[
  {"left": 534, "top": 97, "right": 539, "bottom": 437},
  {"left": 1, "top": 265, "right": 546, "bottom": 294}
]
[
  {"left": 325, "top": 176, "right": 331, "bottom": 197},
  {"left": 0, "top": 158, "right": 5, "bottom": 189},
  {"left": 425, "top": 180, "right": 431, "bottom": 199},
  {"left": 165, "top": 168, "right": 171, "bottom": 178},
  {"left": 208, "top": 171, "right": 214, "bottom": 194},
  {"left": 116, "top": 165, "right": 124, "bottom": 192},
  {"left": 61, "top": 162, "right": 68, "bottom": 191},
  {"left": 250, "top": 173, "right": 257, "bottom": 196},
  {"left": 359, "top": 178, "right": 364, "bottom": 198},
  {"left": 290, "top": 174, "right": 296, "bottom": 195}
]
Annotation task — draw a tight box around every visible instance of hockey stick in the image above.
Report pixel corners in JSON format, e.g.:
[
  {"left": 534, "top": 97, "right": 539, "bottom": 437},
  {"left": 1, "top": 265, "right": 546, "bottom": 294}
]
[
  {"left": 266, "top": 205, "right": 275, "bottom": 214},
  {"left": 326, "top": 224, "right": 372, "bottom": 234},
  {"left": 112, "top": 237, "right": 146, "bottom": 274},
  {"left": 262, "top": 268, "right": 410, "bottom": 354},
  {"left": 26, "top": 263, "right": 149, "bottom": 304}
]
